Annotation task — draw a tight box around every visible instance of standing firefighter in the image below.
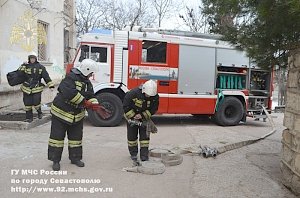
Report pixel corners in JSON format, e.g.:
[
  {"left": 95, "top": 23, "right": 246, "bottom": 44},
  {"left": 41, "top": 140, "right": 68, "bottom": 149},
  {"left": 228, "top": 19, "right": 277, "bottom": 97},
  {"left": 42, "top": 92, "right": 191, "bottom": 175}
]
[
  {"left": 123, "top": 80, "right": 159, "bottom": 162},
  {"left": 19, "top": 52, "right": 54, "bottom": 122},
  {"left": 48, "top": 59, "right": 110, "bottom": 171}
]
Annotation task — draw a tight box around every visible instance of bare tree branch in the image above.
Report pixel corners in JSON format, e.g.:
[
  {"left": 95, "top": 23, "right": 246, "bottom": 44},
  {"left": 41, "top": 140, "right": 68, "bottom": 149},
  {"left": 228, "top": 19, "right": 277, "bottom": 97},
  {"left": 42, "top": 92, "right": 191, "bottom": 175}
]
[
  {"left": 103, "top": 0, "right": 155, "bottom": 30},
  {"left": 179, "top": 5, "right": 210, "bottom": 33},
  {"left": 151, "top": 0, "right": 176, "bottom": 27},
  {"left": 76, "top": 0, "right": 106, "bottom": 35}
]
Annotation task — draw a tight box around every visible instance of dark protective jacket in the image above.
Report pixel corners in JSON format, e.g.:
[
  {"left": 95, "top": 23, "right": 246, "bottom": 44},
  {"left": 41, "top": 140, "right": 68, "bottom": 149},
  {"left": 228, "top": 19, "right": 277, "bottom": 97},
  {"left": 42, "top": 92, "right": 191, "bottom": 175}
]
[
  {"left": 51, "top": 68, "right": 98, "bottom": 124},
  {"left": 18, "top": 62, "right": 54, "bottom": 94},
  {"left": 123, "top": 86, "right": 159, "bottom": 121}
]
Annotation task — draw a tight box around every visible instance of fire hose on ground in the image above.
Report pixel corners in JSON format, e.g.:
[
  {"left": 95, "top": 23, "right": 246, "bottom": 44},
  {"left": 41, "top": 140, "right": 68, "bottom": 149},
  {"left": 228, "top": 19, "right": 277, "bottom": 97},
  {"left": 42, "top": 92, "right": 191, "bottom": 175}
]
[
  {"left": 123, "top": 106, "right": 277, "bottom": 174},
  {"left": 199, "top": 106, "right": 276, "bottom": 158}
]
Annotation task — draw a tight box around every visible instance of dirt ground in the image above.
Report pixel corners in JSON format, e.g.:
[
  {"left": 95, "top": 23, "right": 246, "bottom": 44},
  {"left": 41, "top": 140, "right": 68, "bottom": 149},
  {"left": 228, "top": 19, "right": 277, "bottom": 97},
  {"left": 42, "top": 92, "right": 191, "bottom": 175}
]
[{"left": 0, "top": 113, "right": 296, "bottom": 198}]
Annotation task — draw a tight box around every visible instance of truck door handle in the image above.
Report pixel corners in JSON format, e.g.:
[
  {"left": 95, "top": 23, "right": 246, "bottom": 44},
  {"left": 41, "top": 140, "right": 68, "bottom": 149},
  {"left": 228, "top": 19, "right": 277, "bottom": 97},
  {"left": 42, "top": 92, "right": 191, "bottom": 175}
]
[{"left": 159, "top": 81, "right": 169, "bottom": 86}]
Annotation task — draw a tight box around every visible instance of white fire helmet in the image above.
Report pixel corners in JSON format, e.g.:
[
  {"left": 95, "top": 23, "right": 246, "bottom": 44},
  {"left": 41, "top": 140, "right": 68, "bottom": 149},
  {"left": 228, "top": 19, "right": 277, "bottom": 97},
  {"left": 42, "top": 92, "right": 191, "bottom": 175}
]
[
  {"left": 28, "top": 51, "right": 37, "bottom": 57},
  {"left": 142, "top": 80, "right": 157, "bottom": 96},
  {"left": 28, "top": 52, "right": 37, "bottom": 62},
  {"left": 28, "top": 51, "right": 37, "bottom": 60},
  {"left": 77, "top": 59, "right": 99, "bottom": 76}
]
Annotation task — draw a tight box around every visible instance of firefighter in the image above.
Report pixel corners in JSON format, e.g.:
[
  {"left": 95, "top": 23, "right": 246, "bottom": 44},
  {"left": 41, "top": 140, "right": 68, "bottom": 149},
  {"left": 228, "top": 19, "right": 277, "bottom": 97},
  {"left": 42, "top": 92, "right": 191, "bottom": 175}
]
[
  {"left": 48, "top": 59, "right": 110, "bottom": 171},
  {"left": 18, "top": 52, "right": 55, "bottom": 122},
  {"left": 123, "top": 80, "right": 159, "bottom": 162}
]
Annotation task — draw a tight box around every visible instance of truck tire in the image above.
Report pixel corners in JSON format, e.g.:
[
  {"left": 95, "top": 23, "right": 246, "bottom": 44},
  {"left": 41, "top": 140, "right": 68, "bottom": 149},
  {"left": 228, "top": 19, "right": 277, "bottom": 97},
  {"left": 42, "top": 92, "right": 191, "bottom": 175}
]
[
  {"left": 88, "top": 93, "right": 123, "bottom": 127},
  {"left": 213, "top": 96, "right": 244, "bottom": 126}
]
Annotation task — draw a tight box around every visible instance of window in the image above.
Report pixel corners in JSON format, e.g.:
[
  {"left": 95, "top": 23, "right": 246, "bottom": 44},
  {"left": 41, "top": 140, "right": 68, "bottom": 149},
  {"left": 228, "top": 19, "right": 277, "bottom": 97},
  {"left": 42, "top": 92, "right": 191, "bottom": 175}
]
[
  {"left": 91, "top": 47, "right": 107, "bottom": 63},
  {"left": 142, "top": 41, "right": 167, "bottom": 63},
  {"left": 37, "top": 20, "right": 49, "bottom": 61},
  {"left": 79, "top": 45, "right": 89, "bottom": 62},
  {"left": 79, "top": 45, "right": 107, "bottom": 63}
]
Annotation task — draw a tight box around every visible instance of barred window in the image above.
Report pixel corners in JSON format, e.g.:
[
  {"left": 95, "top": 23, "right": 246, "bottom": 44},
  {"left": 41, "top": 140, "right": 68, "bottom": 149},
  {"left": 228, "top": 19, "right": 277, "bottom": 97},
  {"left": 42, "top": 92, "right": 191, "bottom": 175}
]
[{"left": 37, "top": 20, "right": 49, "bottom": 61}]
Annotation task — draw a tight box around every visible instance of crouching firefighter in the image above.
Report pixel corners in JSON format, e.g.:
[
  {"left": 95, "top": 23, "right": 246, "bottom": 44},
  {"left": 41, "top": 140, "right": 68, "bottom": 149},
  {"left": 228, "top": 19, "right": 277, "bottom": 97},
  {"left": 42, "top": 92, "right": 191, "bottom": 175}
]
[
  {"left": 123, "top": 80, "right": 159, "bottom": 162},
  {"left": 19, "top": 52, "right": 54, "bottom": 122},
  {"left": 48, "top": 59, "right": 110, "bottom": 171}
]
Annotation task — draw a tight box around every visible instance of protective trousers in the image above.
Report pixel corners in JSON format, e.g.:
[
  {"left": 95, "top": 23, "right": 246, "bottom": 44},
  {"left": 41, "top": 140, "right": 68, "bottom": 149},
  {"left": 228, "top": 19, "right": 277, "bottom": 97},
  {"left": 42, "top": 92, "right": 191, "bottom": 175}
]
[
  {"left": 23, "top": 92, "right": 42, "bottom": 119},
  {"left": 48, "top": 116, "right": 83, "bottom": 162},
  {"left": 127, "top": 123, "right": 150, "bottom": 159}
]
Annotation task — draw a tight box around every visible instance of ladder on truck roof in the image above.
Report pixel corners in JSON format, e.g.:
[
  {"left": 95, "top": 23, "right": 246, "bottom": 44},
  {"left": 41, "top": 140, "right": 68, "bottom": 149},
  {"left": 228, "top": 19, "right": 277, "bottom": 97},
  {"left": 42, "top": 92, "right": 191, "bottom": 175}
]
[{"left": 127, "top": 26, "right": 223, "bottom": 40}]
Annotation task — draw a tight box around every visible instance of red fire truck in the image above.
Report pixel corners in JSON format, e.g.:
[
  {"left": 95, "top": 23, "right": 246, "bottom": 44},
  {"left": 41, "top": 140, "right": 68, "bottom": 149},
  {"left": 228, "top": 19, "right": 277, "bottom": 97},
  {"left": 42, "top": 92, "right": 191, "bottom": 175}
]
[{"left": 67, "top": 27, "right": 273, "bottom": 127}]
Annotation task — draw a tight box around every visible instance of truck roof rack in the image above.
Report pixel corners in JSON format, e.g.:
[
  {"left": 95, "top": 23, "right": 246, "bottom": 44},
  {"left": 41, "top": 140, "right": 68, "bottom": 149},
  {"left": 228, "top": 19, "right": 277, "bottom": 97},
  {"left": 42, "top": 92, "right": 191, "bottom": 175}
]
[{"left": 128, "top": 26, "right": 223, "bottom": 40}]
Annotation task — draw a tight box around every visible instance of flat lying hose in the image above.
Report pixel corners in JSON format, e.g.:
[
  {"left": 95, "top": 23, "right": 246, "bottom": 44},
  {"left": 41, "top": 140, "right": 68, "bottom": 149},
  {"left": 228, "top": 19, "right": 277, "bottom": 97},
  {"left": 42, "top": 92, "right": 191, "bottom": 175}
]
[
  {"left": 216, "top": 106, "right": 276, "bottom": 154},
  {"left": 151, "top": 106, "right": 277, "bottom": 158},
  {"left": 122, "top": 161, "right": 166, "bottom": 175},
  {"left": 123, "top": 106, "right": 277, "bottom": 174}
]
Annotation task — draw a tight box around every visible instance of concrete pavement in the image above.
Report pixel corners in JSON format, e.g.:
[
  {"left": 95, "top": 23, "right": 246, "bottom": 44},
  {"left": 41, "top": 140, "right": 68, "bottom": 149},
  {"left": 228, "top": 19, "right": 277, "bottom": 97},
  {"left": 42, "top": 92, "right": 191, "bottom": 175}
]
[{"left": 0, "top": 113, "right": 297, "bottom": 198}]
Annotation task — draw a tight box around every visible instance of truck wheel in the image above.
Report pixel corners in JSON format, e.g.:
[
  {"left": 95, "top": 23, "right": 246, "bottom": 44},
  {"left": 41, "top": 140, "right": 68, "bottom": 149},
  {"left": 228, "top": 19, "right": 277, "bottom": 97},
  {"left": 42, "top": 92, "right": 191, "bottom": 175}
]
[
  {"left": 213, "top": 97, "right": 244, "bottom": 126},
  {"left": 88, "top": 93, "right": 123, "bottom": 127}
]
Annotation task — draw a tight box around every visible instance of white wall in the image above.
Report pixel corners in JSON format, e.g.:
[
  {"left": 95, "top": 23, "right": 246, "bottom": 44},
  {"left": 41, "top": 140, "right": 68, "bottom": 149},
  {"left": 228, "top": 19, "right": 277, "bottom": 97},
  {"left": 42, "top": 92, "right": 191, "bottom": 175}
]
[
  {"left": 0, "top": 0, "right": 67, "bottom": 86},
  {"left": 0, "top": 0, "right": 75, "bottom": 109}
]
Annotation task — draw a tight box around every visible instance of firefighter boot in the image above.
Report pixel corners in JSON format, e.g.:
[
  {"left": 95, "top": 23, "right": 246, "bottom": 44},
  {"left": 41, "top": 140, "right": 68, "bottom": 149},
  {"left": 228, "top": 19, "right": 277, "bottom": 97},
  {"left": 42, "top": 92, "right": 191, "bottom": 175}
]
[
  {"left": 130, "top": 155, "right": 138, "bottom": 161},
  {"left": 52, "top": 161, "right": 60, "bottom": 171},
  {"left": 140, "top": 147, "right": 149, "bottom": 161},
  {"left": 140, "top": 156, "right": 149, "bottom": 161},
  {"left": 37, "top": 108, "right": 43, "bottom": 119},
  {"left": 71, "top": 160, "right": 85, "bottom": 167},
  {"left": 25, "top": 110, "right": 33, "bottom": 123}
]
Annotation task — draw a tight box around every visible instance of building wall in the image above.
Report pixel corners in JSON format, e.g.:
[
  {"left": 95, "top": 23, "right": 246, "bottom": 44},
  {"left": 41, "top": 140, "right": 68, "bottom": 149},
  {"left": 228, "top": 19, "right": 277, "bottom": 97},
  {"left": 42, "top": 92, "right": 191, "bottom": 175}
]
[
  {"left": 0, "top": 0, "right": 76, "bottom": 110},
  {"left": 63, "top": 0, "right": 77, "bottom": 65},
  {"left": 281, "top": 50, "right": 300, "bottom": 195}
]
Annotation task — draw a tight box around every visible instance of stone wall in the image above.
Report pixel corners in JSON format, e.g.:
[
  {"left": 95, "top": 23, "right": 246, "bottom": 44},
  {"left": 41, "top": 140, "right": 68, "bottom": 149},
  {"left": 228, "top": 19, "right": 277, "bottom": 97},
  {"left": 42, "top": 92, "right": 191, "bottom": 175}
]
[{"left": 281, "top": 50, "right": 300, "bottom": 195}]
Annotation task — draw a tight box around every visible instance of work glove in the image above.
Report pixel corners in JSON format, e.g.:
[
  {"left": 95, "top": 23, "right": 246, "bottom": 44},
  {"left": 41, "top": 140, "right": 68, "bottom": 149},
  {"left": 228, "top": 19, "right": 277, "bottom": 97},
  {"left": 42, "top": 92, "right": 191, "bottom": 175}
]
[
  {"left": 134, "top": 114, "right": 142, "bottom": 120},
  {"left": 83, "top": 99, "right": 94, "bottom": 109},
  {"left": 84, "top": 100, "right": 111, "bottom": 119},
  {"left": 145, "top": 119, "right": 158, "bottom": 138},
  {"left": 92, "top": 104, "right": 112, "bottom": 119}
]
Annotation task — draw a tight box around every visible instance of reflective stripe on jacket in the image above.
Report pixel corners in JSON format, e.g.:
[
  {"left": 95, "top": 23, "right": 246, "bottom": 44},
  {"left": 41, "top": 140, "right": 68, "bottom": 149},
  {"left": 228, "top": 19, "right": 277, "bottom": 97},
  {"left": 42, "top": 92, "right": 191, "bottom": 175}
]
[
  {"left": 51, "top": 68, "right": 98, "bottom": 124},
  {"left": 123, "top": 87, "right": 159, "bottom": 120}
]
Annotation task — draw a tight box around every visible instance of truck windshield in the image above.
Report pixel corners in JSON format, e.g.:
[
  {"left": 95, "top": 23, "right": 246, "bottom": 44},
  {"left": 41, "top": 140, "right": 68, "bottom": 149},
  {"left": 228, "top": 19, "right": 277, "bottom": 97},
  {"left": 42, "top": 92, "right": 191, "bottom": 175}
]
[{"left": 79, "top": 45, "right": 107, "bottom": 63}]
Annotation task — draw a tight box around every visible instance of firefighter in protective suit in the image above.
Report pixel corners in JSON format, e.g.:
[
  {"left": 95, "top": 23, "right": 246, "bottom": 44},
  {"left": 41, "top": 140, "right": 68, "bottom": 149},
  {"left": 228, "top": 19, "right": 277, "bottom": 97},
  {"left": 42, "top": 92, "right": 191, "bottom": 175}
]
[
  {"left": 123, "top": 80, "right": 159, "bottom": 161},
  {"left": 19, "top": 52, "right": 54, "bottom": 122},
  {"left": 48, "top": 59, "right": 110, "bottom": 171}
]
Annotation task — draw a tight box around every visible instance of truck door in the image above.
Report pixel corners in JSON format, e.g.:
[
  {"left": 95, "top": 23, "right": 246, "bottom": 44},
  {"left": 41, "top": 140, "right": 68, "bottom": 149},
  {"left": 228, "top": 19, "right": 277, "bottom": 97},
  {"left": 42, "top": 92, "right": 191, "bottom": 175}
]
[
  {"left": 140, "top": 40, "right": 169, "bottom": 92},
  {"left": 127, "top": 40, "right": 173, "bottom": 113},
  {"left": 76, "top": 44, "right": 111, "bottom": 83}
]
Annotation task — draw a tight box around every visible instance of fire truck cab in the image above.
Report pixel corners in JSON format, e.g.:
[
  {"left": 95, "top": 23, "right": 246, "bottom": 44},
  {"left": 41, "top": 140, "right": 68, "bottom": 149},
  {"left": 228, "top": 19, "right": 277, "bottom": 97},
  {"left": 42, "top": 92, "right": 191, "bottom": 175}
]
[{"left": 67, "top": 27, "right": 272, "bottom": 127}]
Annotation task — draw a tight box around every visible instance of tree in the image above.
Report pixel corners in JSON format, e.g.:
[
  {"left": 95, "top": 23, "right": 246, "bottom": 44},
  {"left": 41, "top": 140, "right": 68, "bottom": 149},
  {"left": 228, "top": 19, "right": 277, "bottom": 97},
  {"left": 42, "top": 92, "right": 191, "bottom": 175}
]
[
  {"left": 179, "top": 6, "right": 210, "bottom": 33},
  {"left": 202, "top": 0, "right": 300, "bottom": 68},
  {"left": 103, "top": 0, "right": 156, "bottom": 30},
  {"left": 150, "top": 0, "right": 174, "bottom": 27},
  {"left": 76, "top": 0, "right": 106, "bottom": 35},
  {"left": 274, "top": 67, "right": 287, "bottom": 106},
  {"left": 202, "top": 0, "right": 300, "bottom": 195}
]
